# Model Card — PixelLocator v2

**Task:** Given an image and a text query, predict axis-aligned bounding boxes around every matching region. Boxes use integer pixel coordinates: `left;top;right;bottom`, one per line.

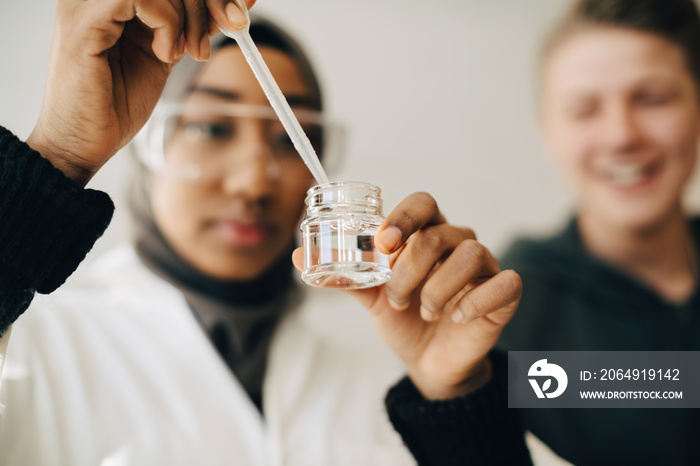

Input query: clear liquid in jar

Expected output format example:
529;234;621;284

301;219;391;289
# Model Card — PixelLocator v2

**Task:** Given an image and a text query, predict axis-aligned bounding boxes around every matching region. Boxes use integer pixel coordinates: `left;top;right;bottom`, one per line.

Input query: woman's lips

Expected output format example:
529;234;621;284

212;220;274;248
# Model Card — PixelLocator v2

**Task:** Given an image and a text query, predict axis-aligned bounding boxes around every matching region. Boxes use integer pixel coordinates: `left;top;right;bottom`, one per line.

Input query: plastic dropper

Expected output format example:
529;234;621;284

216;0;330;185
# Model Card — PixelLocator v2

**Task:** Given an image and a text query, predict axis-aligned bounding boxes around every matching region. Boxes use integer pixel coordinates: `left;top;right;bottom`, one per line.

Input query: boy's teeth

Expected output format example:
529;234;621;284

609;165;644;186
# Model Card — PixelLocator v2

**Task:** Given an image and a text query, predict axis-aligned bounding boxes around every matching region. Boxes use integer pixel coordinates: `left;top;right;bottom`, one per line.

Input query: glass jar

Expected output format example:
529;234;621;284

300;181;392;289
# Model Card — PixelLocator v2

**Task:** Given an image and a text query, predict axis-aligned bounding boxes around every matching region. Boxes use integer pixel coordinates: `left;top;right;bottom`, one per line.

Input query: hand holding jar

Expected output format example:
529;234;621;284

294;191;522;400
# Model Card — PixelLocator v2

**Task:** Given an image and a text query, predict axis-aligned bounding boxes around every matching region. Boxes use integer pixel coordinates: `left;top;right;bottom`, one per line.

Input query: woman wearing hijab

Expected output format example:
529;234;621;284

0;0;522;464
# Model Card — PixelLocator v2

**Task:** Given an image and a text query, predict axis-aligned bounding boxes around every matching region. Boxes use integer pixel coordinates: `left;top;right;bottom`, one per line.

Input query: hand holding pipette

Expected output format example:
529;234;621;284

27;0;256;186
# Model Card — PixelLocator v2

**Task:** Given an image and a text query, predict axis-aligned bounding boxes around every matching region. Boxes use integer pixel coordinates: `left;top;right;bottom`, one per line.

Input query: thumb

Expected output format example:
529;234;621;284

206;0;253;33
291;247;381;309
291;247;304;271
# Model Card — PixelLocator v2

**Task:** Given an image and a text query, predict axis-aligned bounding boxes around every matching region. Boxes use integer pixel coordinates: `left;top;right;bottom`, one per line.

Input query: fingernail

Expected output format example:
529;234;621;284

420;306;436;321
178;34;186;54
164;39;175;64
377;227;401;253
174;34;186;61
388;298;403;310
226;2;248;30
451;309;465;324
199;35;211;61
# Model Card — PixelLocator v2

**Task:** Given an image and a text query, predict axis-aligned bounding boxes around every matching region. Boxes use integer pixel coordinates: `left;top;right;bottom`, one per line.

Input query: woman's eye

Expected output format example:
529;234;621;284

269;128;324;156
183;121;234;140
270;132;296;154
304;126;324;153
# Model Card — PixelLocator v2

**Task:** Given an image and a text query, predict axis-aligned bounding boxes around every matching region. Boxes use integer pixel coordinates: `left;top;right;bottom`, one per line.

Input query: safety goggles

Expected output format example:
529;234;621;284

134;102;344;183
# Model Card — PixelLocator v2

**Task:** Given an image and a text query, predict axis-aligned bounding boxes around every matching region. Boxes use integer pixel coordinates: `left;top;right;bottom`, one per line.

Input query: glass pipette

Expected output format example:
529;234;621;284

216;0;330;185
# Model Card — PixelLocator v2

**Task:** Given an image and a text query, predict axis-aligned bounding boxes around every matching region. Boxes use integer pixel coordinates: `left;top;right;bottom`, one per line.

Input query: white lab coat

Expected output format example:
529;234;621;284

0;246;416;466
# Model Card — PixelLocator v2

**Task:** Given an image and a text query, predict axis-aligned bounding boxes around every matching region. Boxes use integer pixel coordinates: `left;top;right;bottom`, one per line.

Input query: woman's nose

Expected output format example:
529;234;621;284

220;131;281;198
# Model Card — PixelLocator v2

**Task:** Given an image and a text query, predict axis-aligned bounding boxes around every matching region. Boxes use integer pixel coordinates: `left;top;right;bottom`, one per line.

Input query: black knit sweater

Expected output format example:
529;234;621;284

0;127;114;337
386;350;532;466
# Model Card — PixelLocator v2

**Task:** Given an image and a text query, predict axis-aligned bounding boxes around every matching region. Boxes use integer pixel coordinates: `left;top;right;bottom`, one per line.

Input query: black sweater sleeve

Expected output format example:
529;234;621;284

0;127;114;337
385;350;533;466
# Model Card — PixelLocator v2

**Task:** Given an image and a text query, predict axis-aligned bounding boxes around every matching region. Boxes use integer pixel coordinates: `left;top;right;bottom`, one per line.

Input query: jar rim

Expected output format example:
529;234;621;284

304;181;383;211
305;181;381;197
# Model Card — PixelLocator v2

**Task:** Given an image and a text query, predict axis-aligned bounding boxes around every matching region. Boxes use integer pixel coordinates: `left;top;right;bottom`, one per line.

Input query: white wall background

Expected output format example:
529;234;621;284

2;0;699;259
